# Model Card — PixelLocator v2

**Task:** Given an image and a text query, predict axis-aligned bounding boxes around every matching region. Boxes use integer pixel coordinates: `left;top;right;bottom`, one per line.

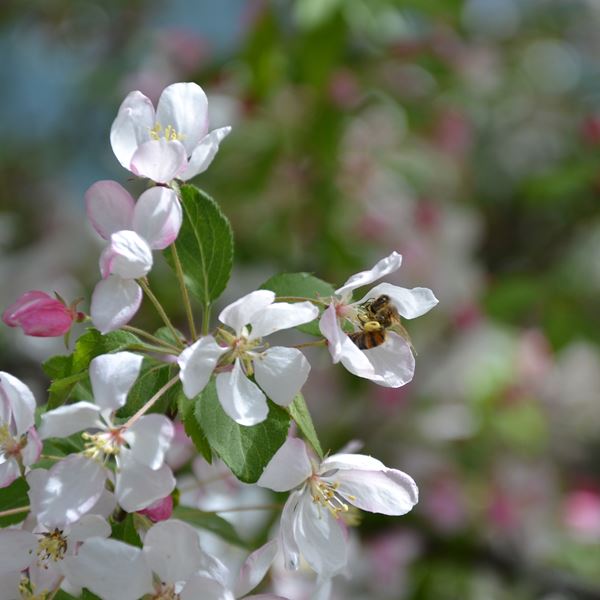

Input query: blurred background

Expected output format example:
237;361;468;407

2;0;600;598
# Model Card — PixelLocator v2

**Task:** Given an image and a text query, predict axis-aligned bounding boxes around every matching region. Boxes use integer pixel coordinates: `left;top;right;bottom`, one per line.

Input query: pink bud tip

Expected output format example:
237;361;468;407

2;291;75;337
138;495;174;522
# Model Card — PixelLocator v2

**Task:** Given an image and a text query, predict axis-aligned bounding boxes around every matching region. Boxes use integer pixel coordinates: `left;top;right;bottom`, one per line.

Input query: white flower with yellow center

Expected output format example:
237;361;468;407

257;438;419;577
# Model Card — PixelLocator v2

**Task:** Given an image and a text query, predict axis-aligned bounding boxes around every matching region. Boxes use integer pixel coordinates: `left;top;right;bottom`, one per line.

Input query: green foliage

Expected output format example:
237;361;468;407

172;506;248;548
0;477;29;526
111;513;143;548
288;394;323;458
177;387;212;463
194;378;291;483
164;184;234;309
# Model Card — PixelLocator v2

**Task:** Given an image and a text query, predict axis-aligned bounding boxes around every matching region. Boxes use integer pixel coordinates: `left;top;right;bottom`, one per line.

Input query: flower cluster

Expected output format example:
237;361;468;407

0;82;438;599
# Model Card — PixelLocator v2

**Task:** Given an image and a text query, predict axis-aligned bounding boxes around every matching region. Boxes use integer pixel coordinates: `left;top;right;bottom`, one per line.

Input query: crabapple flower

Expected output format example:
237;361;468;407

178;290;319;426
2;291;83;337
319;251;438;387
138;495;174;522
257;437;419;577
39;352;176;512
0;372;41;487
110;81;231;183
86;180;182;333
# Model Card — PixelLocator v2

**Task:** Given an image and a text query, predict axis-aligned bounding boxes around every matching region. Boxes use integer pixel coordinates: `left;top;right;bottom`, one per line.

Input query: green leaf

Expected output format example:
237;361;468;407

195;379;290;483
111;513;142;547
260;272;334;336
0;478;29;527
288;394;323;458
81;590;103;600
164;184;234;307
172;506;248;548
53;591;79;600
177;387;212;463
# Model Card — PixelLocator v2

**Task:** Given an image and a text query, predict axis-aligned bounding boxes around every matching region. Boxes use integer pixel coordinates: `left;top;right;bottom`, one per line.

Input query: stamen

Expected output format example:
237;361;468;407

19;577;49;600
149;122;185;142
0;423;25;457
309;478;350;519
82;429;124;460
36;528;68;566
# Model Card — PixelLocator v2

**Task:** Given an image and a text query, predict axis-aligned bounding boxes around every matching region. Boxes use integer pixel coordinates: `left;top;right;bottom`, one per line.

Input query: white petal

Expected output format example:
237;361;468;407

89;351;143;412
85;180;135;240
0;372;36;436
143;519;207;584
132;186;182;250
358;282;438;319
336;335;378;379
279;492;301;570
325;468;418;516
122;414;174;469
320;453;386;474
21;427;42;467
130;139;188;184
358;332;415;388
90;277;142;334
219;290;275;335
0;457;20;488
89;489;118;520
257;437;312;492
39;402;103;439
248;301;319;340
234;539;278;598
216;361;268;426
67;514;111;543
181;574;235;600
318;304;345;364
155;82;209;155
0;530;36;574
110;90;155;171
100;230;153;280
335;251;403;298
28;456;107;528
179;126;232;181
0;572;22;599
253;347;310;407
115;457;175;512
177;336;227;398
294;493;348;576
63;537;153;600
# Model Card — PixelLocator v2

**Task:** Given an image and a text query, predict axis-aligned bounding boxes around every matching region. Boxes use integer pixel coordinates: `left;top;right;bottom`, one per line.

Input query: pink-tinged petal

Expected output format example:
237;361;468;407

90;277;142;334
280;492;301;570
130;139;187;183
122;414;174;469
2;291;74;337
0;371;36;436
177;335;227;398
320;453;386;474
253;347;310;407
2;290;51;325
234;539;278;598
181;574;235;600
132;187;182;250
85;180;135;240
110;90;155;171
89;352;143;412
257;437;312;492
21;427;42;467
325;468;418;516
318;304;345;363
248;301;319;340
143;519;208;584
0;530;37;574
28;456;107;528
39;401;103;439
100;230;153;279
216;360;268;426
294;493;348;576
358;282;438;319
179;126;232;181
138;495;173;522
359;332;415;388
63;538;153;600
67;514;111;543
155;82;209;154
0;458;20;489
335;251;403;298
115;457;175;513
219;290;275;336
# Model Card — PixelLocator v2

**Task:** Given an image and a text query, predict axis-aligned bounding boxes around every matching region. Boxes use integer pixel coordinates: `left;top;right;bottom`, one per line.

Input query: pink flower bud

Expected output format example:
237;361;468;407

138;495;173;522
2;291;76;337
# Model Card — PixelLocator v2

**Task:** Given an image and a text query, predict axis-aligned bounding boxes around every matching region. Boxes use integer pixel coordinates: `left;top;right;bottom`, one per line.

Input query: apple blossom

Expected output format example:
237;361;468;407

0;372;41;487
39;352;176;513
2;291;83;338
319;251;438;387
257;437;419;576
178;290;319;425
110;81;231;183
86;180;183;333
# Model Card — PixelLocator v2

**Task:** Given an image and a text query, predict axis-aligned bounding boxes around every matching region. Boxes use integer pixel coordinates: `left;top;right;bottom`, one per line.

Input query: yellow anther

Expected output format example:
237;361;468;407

36;529;67;565
150;122;185;142
309;479;350;519
82;430;123;461
19;577;49;600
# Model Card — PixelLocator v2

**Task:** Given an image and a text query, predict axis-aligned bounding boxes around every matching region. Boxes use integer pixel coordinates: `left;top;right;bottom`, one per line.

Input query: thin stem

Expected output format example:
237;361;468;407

39;454;65;461
138;278;183;348
126;343;181;356
205;503;283;514
171;243;197;340
123;374;180;429
122;325;181;353
274;296;329;306
0;505;29;518
293;339;328;349
202;303;211;336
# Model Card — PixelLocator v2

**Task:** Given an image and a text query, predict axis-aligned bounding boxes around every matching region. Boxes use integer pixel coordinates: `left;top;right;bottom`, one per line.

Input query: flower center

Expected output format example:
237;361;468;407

309;476;350;519
36;528;68;564
82;428;125;460
150;122;185;142
0;423;24;457
18;577;49;600
151;583;180;600
217;327;267;377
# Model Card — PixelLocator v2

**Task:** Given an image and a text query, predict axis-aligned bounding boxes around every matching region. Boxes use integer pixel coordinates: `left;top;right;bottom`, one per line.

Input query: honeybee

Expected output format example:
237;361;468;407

349;294;414;352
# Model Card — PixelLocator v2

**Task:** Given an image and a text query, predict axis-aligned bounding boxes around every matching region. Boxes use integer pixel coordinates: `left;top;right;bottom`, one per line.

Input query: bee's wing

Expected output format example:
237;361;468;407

389;320;417;356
